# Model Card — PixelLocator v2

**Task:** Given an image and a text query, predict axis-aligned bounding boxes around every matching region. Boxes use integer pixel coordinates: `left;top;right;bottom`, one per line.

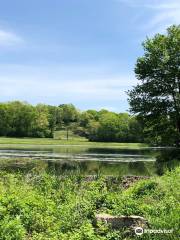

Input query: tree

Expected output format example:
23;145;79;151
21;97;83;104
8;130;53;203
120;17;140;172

33;104;50;137
86;120;100;141
58;104;79;140
0;101;144;141
128;25;180;145
86;110;99;121
97;112;120;142
5;101;35;137
47;105;62;136
128;116;144;142
0;103;10;136
59;104;79;124
79;112;92;127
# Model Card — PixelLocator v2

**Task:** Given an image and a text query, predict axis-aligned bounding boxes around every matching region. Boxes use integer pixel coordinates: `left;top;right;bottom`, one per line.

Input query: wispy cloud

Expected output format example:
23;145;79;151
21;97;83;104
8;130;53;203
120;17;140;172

118;0;180;9
0;29;23;46
118;0;180;35
0;63;135;110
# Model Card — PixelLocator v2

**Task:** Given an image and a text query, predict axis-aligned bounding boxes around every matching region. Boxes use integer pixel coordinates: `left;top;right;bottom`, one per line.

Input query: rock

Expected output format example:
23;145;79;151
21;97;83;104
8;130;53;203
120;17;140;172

121;175;150;189
95;213;148;230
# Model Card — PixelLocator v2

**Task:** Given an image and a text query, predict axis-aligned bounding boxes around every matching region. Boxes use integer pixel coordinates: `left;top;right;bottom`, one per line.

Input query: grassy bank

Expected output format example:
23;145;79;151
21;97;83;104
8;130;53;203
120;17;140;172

0;167;179;239
0;137;148;149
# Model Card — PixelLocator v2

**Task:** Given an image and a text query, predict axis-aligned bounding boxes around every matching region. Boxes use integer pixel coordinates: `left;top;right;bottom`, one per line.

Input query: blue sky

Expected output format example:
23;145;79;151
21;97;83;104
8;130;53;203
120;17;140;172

0;0;179;112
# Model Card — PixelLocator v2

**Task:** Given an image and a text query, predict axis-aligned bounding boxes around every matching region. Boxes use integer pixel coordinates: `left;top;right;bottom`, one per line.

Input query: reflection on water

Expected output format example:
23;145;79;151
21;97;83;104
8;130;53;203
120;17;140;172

155;148;180;175
0;146;179;176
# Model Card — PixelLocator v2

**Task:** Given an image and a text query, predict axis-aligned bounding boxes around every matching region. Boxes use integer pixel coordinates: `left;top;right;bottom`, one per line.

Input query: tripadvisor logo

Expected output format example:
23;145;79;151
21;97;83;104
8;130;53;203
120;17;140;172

135;227;174;236
135;227;144;236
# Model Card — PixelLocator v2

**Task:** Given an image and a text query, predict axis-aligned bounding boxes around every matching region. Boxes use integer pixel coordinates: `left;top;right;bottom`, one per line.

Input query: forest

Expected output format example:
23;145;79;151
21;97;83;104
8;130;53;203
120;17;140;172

0;101;144;143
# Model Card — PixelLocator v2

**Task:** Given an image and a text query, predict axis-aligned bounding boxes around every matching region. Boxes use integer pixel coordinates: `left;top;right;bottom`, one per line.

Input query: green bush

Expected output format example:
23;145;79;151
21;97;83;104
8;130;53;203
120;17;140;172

0;217;26;240
0;167;179;239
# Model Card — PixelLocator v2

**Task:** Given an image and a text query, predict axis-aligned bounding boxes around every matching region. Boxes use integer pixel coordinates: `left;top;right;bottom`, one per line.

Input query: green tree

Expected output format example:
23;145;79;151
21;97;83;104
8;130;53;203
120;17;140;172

79;112;92;127
86;110;99;121
128;116;144;142
116;113;131;142
6;101;35;137
73;111;93;137
0;103;10;136
128;25;180;145
33;104;50;137
97;112;120;142
58;104;79;140
47;105;62;136
87;120;100;141
59;104;79;124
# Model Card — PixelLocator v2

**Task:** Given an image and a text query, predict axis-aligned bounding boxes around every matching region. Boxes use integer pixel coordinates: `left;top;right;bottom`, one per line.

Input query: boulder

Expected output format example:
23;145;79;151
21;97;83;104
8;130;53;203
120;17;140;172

95;213;148;230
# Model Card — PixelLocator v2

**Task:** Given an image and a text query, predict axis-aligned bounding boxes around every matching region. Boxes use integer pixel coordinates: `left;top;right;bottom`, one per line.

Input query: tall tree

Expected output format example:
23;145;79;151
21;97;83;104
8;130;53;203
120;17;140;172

33;104;50;137
128;25;180;145
47;105;62;136
58;104;79;140
6;101;35;137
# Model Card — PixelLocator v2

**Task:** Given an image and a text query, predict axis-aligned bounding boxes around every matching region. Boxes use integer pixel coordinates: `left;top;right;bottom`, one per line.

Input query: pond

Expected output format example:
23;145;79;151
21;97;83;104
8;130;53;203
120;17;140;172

0;146;179;176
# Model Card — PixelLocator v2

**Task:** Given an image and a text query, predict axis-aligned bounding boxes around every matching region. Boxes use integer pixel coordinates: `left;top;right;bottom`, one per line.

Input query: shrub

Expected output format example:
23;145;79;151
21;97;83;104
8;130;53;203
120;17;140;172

0;167;179;239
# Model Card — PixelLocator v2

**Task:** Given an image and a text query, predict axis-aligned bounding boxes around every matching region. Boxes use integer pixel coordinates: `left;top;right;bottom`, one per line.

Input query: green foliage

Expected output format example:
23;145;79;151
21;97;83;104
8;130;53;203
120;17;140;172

126;180;158;198
0;167;179;239
128;25;180;146
0;217;26;240
59;104;79;125
33;104;50;138
0;101;144;143
0;102;50;138
0;101;36;137
87;112;143;142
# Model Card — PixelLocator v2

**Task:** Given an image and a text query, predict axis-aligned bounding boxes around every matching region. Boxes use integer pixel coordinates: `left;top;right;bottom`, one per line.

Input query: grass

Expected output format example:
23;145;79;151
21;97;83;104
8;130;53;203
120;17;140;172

0;167;179;239
0;137;148;149
53;130;86;140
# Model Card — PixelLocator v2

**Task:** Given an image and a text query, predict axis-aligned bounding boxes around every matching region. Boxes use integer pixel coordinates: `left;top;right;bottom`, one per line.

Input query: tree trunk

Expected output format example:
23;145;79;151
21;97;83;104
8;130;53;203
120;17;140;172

66;127;69;141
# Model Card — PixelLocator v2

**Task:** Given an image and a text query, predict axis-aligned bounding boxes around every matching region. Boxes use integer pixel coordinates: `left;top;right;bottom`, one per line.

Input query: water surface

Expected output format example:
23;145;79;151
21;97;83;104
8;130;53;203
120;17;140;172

0;146;179;176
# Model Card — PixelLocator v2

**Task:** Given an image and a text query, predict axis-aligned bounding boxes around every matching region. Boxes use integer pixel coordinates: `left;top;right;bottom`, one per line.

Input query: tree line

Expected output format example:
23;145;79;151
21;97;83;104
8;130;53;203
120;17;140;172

0;101;143;142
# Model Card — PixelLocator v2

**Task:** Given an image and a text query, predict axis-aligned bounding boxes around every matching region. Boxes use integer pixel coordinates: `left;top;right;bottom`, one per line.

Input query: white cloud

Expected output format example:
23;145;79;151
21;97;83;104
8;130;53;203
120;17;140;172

0;29;23;46
118;0;180;9
118;0;180;35
0;64;136;104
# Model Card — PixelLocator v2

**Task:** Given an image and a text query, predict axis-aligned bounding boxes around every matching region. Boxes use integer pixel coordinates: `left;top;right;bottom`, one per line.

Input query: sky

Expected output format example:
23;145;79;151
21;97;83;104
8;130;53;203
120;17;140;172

0;0;180;112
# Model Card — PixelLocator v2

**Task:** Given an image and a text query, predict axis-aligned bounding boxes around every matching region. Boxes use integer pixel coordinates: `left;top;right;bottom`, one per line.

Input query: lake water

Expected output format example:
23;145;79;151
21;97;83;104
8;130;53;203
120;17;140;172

0;146;179;176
